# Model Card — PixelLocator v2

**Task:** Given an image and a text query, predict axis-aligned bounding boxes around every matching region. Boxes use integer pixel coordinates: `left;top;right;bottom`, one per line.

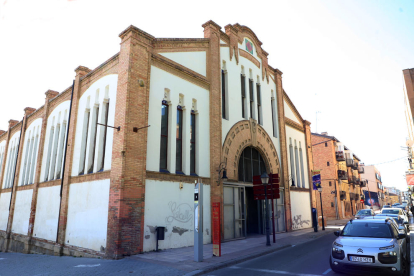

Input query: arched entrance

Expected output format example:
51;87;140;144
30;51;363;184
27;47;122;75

222;120;285;240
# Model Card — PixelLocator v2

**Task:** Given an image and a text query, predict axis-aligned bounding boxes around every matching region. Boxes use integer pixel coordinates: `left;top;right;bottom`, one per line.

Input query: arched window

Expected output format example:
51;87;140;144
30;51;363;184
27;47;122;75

238;147;267;183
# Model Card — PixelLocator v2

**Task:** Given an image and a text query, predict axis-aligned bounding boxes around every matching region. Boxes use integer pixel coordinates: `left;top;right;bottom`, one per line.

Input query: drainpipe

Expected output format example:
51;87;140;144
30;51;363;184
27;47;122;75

6;117;24;230
56;80;75;243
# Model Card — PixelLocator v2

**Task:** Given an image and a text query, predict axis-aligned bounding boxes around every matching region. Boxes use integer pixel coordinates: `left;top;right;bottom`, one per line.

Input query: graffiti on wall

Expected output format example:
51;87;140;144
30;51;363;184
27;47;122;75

165;201;193;224
292;215;310;230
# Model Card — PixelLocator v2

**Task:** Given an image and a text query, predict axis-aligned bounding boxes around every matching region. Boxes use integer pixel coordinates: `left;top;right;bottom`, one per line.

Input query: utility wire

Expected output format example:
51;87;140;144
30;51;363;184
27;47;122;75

364;157;407;166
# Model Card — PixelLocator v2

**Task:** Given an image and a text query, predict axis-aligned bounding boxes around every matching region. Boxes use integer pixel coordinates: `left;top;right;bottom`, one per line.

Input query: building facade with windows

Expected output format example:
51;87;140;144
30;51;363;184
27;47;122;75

0;21;314;259
311;132;365;220
361;165;384;210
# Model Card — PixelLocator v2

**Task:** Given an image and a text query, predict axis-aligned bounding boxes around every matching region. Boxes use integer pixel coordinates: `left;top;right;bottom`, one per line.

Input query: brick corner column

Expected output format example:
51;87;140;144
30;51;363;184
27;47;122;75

4;109;33;251
105;25;154;259
202;20;223;241
25;91;59;254
55;67;90;256
274;68;292;232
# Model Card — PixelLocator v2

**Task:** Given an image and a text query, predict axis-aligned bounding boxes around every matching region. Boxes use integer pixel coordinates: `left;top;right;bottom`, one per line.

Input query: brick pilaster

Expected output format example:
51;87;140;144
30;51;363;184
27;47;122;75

26;91;59;253
202;20;223;241
304;121;316;210
274;69;292;231
55;68;89;255
4;110;31;251
105;25;154;259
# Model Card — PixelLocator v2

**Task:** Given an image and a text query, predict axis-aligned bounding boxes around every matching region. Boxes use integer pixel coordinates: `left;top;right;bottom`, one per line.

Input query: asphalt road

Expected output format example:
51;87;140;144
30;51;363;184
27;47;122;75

208;225;412;276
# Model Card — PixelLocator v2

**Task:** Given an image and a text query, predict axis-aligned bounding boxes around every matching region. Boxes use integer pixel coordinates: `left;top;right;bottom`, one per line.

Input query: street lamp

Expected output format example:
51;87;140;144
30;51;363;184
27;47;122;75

261;172;271;246
318;186;325;231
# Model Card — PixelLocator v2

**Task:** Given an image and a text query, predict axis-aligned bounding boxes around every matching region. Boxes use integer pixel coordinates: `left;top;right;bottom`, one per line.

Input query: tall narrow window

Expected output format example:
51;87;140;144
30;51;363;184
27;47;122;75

98;101;109;172
79;110;90;175
176;106;183;173
289;138;295;186
249;79;254;119
88;106;99;174
49;124;61;180
160;101;169;171
55;123;66;179
0;149;4;178
256;83;261;125
44;128;54;181
21;137;31;185
271;93;277;137
299;142;305;188
241;74;246;118
294;140;300;188
29;135;39;184
5;146;15;188
190;111;196;175
24;137;35;185
222;70;226;119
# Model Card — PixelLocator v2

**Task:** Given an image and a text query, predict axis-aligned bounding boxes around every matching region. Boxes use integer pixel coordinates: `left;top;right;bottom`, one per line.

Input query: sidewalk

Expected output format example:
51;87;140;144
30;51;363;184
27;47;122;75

129;220;346;276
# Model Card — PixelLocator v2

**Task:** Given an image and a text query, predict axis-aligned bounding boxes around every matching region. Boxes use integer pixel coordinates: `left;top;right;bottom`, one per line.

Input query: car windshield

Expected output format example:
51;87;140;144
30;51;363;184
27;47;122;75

342;222;393;238
382;209;399;214
356;210;371;215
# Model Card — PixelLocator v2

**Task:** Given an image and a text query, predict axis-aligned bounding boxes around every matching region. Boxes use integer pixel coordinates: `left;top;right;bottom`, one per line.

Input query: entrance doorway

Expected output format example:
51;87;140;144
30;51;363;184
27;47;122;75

223;146;285;241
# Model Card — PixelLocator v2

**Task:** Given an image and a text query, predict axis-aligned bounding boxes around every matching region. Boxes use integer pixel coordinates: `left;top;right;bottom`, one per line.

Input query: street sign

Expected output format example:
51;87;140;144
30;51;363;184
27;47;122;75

360;199;364;203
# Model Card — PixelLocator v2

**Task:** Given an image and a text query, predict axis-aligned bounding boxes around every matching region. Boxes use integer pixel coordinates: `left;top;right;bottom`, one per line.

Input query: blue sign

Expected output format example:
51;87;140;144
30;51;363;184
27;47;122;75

363;191;379;208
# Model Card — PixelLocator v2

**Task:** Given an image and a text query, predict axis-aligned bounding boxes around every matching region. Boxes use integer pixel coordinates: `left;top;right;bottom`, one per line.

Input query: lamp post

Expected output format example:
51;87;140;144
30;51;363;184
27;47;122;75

318;186;325;231
261;172;271;246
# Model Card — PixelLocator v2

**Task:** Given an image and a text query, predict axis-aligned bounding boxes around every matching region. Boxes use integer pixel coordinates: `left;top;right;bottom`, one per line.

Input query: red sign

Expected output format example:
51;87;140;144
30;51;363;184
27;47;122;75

252;174;280;201
406;174;414;185
212;202;221;257
360;199;364;203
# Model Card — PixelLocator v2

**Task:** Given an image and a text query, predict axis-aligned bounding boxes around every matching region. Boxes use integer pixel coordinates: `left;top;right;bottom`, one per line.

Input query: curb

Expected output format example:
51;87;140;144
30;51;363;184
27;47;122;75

184;228;337;276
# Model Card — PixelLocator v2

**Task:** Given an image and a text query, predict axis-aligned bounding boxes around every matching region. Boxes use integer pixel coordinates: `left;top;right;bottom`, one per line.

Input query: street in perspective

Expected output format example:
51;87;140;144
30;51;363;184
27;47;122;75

0;1;414;276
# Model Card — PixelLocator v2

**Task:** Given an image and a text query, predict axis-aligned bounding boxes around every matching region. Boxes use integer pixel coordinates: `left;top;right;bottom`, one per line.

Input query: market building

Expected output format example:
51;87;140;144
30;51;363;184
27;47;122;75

0;21;314;259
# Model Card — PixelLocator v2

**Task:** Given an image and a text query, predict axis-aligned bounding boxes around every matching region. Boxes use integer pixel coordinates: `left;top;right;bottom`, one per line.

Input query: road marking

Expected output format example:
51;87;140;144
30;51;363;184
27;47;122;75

229;266;321;276
74;264;101;268
322;269;331;274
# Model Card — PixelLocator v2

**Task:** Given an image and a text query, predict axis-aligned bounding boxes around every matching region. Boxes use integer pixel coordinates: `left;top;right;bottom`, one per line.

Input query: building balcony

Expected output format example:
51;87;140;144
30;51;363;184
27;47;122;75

336;151;345;161
346;158;354;167
348;175;356;184
360;180;367;187
358;166;364;174
340;191;346;200
352;162;359;170
355;178;360;184
338;170;348;180
355;194;360;200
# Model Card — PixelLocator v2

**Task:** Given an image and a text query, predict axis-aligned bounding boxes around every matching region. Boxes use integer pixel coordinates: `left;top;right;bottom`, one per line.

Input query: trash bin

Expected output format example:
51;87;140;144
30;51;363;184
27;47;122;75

155;226;165;251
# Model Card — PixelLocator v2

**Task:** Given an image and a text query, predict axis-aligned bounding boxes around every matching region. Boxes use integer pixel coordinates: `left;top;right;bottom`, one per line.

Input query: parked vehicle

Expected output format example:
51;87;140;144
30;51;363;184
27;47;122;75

383;205;391;209
373;214;410;239
355;209;375;219
381;208;408;225
330;218;408;275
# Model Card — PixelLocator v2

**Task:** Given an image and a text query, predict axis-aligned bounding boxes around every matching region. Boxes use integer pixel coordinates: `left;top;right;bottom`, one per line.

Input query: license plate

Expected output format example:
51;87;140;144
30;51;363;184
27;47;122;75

349;256;373;263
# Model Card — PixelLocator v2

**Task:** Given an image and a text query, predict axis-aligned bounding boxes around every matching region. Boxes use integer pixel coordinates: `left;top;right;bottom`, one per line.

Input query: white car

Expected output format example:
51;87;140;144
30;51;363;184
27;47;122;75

382;208;409;231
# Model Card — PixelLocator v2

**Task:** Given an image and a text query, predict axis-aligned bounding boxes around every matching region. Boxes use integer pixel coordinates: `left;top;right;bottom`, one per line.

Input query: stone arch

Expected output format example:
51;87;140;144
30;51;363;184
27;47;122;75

222;119;280;181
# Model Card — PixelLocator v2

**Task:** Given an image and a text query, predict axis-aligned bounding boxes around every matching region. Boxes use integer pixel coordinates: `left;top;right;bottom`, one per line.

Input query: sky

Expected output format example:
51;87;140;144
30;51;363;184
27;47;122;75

0;0;413;191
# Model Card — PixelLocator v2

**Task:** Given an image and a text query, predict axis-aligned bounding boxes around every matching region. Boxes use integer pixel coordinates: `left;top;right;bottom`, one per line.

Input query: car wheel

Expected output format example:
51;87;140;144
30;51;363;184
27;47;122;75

329;256;343;274
400;255;409;276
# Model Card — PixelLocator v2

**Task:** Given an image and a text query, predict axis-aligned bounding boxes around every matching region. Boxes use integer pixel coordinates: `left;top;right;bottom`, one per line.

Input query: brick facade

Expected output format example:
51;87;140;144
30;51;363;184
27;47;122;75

0;20;314;259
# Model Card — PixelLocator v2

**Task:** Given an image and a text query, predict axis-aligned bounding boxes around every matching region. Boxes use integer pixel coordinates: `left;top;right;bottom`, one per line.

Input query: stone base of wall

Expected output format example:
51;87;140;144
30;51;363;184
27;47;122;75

0;230;104;259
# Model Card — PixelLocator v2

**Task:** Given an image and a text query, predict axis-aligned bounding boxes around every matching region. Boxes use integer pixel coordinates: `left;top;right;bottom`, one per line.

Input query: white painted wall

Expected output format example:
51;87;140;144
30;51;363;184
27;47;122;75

286;125;310;189
0;140;6;179
0;192;11;231
2;131;21;189
220;43;281;165
33;185;60;241
41;101;70;182
159;52;206;77
71;74;117;176
65;179;110;252
290;191;312;230
284;101;302;124
147;66;210;177
143;179;211;252
11;189;33;235
19;118;42;185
